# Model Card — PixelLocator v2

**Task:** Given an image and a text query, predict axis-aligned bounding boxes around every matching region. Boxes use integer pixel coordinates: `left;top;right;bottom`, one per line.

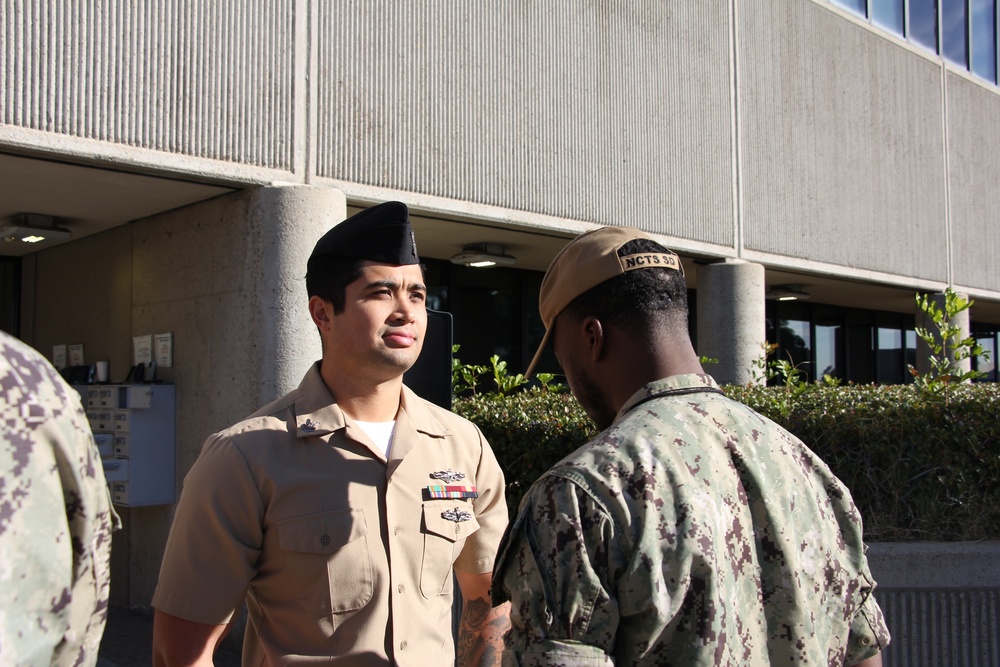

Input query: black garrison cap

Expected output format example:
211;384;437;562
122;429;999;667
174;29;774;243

308;201;420;266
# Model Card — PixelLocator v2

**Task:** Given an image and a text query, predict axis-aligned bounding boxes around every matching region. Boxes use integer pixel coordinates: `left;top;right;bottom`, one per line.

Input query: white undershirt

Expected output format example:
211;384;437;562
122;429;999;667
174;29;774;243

355;420;397;458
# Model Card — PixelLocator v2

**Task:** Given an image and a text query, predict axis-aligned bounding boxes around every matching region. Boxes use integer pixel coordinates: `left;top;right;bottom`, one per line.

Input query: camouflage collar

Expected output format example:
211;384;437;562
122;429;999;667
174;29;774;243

617;373;723;420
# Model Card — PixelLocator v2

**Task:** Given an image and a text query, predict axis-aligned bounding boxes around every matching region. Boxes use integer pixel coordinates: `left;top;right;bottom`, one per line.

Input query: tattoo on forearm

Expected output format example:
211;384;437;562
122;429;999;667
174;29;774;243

456;595;511;667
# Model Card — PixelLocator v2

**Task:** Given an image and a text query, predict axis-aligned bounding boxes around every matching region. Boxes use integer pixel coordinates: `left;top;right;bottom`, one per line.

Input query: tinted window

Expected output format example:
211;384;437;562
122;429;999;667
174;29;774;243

942;0;969;65
972;0;998;82
872;0;905;35
876;327;904;383
0;257;20;336
833;0;867;16
910;0;939;52
815;323;841;380
974;333;997;380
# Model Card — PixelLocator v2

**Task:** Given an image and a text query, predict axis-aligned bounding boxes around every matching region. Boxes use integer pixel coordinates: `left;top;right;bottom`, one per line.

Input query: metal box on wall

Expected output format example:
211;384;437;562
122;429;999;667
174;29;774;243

77;384;176;507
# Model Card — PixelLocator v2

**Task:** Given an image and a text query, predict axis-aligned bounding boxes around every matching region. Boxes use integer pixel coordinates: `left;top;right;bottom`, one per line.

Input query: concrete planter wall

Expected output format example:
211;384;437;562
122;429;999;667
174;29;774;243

867;542;1000;666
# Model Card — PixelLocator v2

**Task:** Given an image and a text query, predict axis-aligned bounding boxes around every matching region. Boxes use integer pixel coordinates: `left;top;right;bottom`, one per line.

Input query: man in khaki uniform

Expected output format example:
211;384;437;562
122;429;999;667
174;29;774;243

152;202;510;666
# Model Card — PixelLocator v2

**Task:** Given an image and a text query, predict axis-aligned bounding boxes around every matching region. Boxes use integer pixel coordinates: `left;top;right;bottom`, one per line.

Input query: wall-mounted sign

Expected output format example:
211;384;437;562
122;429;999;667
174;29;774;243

52;344;67;369
133;334;153;366
68;344;85;366
155;333;173;368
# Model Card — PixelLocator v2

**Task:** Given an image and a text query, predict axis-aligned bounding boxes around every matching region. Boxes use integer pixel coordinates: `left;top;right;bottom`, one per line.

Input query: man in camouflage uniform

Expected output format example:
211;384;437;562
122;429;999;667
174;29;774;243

0;331;120;666
491;226;890;666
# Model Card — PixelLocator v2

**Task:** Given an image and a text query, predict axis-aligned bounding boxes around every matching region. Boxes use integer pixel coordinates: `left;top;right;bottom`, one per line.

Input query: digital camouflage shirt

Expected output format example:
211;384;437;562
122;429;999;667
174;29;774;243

0;333;119;667
493;373;889;666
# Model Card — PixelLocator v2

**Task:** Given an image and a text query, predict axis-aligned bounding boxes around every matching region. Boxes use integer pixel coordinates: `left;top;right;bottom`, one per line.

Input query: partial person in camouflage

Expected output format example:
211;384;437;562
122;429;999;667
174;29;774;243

491;226;890;666
0;331;120;666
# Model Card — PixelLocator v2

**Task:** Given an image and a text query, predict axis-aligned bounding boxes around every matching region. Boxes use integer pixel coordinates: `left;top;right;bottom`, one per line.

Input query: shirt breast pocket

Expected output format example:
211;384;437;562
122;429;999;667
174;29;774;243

277;508;373;614
419;501;480;598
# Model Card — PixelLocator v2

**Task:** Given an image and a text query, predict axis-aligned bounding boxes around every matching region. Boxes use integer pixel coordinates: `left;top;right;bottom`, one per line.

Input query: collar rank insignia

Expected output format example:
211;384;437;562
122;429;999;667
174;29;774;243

430;469;465;484
301;419;318;432
442;507;473;523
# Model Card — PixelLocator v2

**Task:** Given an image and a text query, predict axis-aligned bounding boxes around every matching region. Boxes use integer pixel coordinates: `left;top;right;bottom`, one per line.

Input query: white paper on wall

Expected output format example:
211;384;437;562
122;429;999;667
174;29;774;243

133;335;153;365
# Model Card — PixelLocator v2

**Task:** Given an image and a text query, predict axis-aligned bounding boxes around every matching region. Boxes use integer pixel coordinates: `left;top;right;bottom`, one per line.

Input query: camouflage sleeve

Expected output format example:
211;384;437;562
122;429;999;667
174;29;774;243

495;474;624;666
844;582;891;665
0;335;119;667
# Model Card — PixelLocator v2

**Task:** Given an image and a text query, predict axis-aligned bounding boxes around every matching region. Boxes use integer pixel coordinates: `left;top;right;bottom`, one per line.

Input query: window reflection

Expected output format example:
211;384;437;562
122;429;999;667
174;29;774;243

872;0;905;35
876;327;903;384
781;319;813;376
815;324;840;380
833;0;867;16
975;334;997;380
910;0;939;53
768;302;813;383
905;329;917;384
422;258;543;375
942;0;969;65
972;0;998;83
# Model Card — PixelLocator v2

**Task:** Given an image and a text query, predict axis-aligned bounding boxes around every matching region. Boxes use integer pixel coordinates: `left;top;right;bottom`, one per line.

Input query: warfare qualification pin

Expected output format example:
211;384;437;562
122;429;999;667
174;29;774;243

430;469;466;484
441;508;473;523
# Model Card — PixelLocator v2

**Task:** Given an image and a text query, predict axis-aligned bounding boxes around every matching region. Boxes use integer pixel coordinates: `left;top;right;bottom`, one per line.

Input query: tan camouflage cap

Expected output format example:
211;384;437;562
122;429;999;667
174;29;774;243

526;226;683;376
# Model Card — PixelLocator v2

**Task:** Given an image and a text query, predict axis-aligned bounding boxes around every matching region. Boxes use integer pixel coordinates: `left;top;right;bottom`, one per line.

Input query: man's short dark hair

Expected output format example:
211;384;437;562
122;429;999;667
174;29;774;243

564;238;689;335
306;257;365;315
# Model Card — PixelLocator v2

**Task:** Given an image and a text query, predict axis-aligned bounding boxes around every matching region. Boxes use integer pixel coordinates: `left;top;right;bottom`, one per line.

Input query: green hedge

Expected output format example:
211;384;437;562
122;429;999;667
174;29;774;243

455;391;597;517
454;384;1000;542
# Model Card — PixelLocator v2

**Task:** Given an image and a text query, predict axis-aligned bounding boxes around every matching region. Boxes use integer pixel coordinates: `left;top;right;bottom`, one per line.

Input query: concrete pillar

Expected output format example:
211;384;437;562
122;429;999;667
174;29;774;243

246;185;346;406
696;259;766;386
915;291;972;379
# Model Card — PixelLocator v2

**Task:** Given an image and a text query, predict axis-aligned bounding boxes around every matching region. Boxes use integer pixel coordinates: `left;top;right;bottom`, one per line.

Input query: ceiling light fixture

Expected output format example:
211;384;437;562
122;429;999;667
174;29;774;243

450;243;517;268
0;213;72;244
765;284;811;301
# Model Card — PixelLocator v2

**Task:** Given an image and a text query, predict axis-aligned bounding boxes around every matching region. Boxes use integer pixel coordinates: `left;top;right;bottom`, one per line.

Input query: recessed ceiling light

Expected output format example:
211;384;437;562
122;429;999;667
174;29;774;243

450;243;517;268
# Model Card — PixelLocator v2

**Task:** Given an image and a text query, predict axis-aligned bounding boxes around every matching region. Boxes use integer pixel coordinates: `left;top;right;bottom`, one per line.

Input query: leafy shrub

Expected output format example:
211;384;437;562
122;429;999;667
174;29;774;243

454;389;597;514
727;383;1000;542
452;345;559;396
909;288;989;394
456;383;1000;541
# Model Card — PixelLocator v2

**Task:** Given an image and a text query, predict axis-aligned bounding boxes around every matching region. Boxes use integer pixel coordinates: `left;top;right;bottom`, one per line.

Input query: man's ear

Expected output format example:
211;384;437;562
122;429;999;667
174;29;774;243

581;316;605;363
309;296;334;331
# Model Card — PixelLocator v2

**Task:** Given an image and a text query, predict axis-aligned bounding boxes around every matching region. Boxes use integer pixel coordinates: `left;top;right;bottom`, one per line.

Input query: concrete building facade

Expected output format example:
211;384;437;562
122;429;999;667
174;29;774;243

2;1;999;662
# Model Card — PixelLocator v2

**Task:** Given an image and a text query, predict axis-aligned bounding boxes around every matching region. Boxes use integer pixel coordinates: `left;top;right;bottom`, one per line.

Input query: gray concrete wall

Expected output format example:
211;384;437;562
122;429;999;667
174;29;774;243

947;72;1000;292
1;0;300;176
738;0;947;281
4;0;1000;294
867;542;1000;666
314;2;736;247
6;0;1000;299
26;186;340;605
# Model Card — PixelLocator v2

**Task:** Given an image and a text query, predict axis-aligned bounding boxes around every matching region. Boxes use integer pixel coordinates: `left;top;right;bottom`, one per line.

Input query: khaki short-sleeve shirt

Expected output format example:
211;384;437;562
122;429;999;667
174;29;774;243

153;363;507;666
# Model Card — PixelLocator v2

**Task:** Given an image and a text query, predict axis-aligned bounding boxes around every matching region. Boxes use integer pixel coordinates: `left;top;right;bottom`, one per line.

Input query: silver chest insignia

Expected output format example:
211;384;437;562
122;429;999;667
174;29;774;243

430;469;466;484
441;508;473;523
